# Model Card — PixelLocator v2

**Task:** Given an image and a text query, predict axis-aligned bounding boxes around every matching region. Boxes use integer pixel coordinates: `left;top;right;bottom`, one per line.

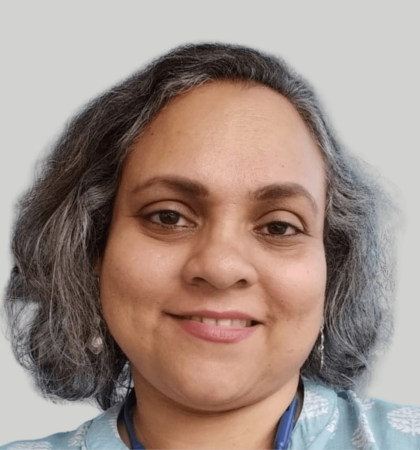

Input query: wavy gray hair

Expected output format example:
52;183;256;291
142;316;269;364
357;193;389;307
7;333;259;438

4;43;397;410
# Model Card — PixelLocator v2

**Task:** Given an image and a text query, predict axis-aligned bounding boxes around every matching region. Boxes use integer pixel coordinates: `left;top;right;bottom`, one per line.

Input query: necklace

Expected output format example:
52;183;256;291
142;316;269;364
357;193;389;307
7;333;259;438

122;389;298;450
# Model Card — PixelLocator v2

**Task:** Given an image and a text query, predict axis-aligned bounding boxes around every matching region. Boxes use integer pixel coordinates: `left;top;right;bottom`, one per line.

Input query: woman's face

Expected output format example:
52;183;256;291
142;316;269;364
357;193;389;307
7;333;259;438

98;82;327;412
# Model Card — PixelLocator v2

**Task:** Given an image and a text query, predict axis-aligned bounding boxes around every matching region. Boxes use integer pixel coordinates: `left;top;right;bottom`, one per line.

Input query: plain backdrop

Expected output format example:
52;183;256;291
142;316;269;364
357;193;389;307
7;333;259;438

1;1;419;445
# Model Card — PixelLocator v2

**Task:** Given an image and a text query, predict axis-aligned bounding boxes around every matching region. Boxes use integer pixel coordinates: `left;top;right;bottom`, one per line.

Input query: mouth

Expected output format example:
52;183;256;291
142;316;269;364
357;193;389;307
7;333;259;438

179;315;257;328
169;313;260;343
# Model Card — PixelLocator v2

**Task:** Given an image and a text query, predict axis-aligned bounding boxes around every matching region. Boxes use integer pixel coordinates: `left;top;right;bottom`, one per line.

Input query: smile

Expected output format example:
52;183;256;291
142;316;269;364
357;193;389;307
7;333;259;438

171;315;259;343
181;316;253;328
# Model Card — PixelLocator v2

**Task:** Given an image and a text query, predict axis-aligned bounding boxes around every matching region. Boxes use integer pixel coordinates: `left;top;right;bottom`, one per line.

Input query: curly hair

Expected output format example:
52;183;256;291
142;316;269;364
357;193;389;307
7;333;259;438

4;43;397;410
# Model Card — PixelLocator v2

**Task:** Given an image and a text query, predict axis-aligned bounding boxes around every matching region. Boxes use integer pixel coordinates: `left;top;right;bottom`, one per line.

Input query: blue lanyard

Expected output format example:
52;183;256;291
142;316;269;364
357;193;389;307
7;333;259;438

123;389;145;450
123;389;297;450
273;396;298;449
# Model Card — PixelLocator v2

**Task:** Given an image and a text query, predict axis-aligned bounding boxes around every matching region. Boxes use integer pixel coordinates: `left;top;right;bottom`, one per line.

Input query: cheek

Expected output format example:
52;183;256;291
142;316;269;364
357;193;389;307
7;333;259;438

98;230;183;335
264;246;327;323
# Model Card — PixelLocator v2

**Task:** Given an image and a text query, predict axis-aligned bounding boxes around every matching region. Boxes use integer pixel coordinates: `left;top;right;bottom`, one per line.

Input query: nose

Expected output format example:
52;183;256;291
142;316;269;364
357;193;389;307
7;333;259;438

181;228;258;290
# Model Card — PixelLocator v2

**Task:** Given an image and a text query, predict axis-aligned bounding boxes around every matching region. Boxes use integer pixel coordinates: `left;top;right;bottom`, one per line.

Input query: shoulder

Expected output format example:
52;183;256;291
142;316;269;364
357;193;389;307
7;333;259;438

335;385;420;447
350;392;420;449
0;403;127;450
291;379;420;450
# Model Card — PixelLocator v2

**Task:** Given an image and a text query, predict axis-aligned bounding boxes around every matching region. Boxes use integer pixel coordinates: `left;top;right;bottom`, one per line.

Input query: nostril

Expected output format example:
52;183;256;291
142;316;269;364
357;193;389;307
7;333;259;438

192;277;206;283
188;277;207;288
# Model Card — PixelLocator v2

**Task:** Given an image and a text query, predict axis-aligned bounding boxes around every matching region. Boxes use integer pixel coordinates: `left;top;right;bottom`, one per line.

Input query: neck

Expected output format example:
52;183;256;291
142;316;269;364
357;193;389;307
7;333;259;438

121;374;300;450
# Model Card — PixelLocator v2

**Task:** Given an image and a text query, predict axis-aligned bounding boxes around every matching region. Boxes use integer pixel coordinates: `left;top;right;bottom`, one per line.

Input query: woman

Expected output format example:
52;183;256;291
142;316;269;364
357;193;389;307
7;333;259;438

2;43;419;449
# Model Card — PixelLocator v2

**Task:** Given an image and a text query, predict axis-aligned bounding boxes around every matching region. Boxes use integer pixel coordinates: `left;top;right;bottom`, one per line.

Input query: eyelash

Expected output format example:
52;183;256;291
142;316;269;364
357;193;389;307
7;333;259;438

145;210;191;229
144;209;301;237
259;221;299;237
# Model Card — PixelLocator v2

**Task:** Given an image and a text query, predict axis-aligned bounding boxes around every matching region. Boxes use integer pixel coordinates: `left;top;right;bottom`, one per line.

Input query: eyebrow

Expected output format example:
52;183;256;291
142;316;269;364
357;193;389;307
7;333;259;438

131;175;318;213
251;183;318;213
131;175;210;197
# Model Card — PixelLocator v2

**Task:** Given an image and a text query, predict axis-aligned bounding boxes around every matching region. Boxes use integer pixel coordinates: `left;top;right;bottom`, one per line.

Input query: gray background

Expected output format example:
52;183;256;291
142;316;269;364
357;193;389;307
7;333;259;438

1;1;419;444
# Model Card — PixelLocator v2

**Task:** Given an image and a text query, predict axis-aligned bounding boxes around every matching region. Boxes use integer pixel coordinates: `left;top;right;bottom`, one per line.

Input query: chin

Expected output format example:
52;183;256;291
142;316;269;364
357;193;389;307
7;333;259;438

160;366;275;413
174;385;252;412
137;364;249;412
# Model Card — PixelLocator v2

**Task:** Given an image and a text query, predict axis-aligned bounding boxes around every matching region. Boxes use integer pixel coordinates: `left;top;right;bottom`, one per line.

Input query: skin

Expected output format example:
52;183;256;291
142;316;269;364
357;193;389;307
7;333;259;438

97;82;327;449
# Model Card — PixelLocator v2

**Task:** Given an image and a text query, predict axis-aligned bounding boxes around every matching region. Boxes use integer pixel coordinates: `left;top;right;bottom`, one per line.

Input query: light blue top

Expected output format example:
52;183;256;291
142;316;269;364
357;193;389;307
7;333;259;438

2;379;420;449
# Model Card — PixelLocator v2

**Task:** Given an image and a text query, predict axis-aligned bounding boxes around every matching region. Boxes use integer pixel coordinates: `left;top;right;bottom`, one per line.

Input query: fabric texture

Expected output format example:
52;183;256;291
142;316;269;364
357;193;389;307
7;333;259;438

2;379;420;449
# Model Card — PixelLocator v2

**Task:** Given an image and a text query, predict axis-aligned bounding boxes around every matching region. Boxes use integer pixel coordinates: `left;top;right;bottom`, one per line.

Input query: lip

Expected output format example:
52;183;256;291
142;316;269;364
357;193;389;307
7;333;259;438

170;309;259;322
173;315;259;343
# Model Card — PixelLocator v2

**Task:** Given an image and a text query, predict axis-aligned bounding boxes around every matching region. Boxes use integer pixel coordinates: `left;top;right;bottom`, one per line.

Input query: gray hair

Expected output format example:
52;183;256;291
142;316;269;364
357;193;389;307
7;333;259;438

4;43;397;410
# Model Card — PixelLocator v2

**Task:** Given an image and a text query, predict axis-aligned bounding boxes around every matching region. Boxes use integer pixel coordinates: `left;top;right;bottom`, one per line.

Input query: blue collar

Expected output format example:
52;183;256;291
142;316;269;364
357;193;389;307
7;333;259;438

122;389;298;450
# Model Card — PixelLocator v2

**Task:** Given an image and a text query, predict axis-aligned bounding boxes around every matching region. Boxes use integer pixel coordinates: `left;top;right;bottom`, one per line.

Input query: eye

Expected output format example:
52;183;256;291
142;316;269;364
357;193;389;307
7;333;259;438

259;221;299;236
146;209;190;227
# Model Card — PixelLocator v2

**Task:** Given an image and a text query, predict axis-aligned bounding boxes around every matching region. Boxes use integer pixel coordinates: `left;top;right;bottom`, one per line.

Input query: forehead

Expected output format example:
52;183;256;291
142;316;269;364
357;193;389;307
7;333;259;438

122;82;325;208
